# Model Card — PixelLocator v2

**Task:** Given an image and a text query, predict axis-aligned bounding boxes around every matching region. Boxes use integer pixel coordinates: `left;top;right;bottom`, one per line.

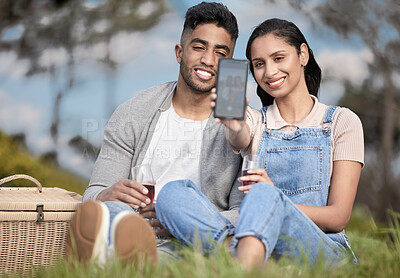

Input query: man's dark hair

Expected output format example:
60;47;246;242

181;2;238;43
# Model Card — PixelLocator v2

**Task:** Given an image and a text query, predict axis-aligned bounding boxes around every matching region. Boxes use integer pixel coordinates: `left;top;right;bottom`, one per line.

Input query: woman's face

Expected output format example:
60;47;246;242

250;33;308;100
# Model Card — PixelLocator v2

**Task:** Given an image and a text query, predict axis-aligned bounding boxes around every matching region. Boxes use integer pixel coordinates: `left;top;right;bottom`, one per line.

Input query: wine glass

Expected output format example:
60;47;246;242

131;164;156;203
241;154;264;185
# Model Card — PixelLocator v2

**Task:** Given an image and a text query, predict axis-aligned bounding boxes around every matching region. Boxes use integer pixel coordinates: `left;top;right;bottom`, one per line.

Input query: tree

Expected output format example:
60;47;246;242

0;0;167;142
315;0;400;220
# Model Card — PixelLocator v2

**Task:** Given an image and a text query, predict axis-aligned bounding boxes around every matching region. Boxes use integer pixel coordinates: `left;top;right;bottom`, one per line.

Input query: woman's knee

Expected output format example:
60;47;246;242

248;183;280;198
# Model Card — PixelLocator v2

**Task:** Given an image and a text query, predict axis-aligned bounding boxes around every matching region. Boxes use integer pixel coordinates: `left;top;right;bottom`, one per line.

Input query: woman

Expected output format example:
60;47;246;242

156;18;364;268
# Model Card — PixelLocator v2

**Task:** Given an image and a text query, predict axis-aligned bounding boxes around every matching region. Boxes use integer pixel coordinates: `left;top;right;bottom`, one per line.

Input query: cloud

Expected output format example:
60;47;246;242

93;20;110;33
0;89;56;157
136;1;159;19
109;32;145;64
392;71;400;89
118;11;181;81
0;89;42;134
235;0;312;34
39;16;52;26
55;135;94;178
74;42;108;62
27;133;55;154
73;32;145;65
319;81;346;105
38;47;69;68
0;89;94;178
0;51;30;78
317;48;373;87
143;11;181;53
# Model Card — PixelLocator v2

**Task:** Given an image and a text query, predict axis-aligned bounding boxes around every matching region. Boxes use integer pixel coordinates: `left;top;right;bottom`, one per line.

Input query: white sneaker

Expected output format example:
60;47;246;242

110;211;158;264
66;200;110;265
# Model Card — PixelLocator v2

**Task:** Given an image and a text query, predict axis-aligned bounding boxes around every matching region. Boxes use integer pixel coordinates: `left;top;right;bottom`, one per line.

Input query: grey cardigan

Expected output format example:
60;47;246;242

83;81;244;225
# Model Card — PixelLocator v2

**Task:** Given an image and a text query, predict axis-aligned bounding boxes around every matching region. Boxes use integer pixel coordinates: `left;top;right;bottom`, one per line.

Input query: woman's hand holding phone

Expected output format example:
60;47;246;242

211;87;252;150
210;88;247;132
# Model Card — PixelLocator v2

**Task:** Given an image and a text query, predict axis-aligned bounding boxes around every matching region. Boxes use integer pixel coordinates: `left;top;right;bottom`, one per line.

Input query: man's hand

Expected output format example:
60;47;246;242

140;204;173;238
96;179;152;210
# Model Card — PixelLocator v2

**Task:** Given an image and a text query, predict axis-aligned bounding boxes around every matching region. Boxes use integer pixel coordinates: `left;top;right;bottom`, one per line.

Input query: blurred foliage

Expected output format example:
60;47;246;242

315;0;400;222
69;135;100;162
0;130;87;194
0;0;167;142
0;0;167;75
346;205;380;236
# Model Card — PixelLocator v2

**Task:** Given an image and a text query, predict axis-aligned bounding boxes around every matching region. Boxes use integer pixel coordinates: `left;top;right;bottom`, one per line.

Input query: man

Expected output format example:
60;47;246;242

67;2;243;264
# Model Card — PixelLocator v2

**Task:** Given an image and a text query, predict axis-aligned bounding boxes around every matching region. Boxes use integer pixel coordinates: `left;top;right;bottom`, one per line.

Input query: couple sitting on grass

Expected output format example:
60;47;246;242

66;1;364;269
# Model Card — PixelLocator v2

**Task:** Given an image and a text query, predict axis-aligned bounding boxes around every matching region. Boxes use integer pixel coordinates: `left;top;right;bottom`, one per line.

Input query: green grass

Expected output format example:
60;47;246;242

1;207;399;278
1;131;399;277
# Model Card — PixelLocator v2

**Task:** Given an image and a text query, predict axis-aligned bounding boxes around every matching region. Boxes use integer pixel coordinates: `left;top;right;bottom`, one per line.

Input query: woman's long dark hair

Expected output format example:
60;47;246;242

246;18;321;107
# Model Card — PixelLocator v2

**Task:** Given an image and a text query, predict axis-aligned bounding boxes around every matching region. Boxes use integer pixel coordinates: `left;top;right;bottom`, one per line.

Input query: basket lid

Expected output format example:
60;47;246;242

0;175;82;211
0;187;82;211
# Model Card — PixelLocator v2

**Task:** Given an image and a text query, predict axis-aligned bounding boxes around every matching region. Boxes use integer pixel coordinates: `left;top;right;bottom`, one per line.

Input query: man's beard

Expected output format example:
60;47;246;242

180;59;215;93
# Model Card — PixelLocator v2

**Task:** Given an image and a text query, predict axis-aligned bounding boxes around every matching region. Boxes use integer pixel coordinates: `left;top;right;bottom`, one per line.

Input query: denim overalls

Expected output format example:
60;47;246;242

230;105;357;264
156;106;357;265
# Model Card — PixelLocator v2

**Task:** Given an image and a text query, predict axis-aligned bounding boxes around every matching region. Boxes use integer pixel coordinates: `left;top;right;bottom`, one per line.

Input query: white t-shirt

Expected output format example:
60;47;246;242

141;104;208;199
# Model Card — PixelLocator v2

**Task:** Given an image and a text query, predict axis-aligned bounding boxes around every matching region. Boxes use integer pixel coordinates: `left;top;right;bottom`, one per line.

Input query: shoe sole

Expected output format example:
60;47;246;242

111;212;157;264
67;200;109;264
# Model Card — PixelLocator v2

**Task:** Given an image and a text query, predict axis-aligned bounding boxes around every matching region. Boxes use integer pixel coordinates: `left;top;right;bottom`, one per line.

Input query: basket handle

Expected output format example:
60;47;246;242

0;174;43;193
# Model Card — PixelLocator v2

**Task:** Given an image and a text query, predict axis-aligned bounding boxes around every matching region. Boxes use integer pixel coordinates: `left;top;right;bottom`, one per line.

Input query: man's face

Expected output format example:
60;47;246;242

176;23;235;93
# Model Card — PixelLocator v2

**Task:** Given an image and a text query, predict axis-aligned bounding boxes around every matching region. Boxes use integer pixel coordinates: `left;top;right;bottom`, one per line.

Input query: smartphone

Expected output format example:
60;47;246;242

214;58;249;120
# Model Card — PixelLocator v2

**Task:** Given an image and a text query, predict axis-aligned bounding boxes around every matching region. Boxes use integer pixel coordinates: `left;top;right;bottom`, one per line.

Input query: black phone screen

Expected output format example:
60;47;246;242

214;58;249;120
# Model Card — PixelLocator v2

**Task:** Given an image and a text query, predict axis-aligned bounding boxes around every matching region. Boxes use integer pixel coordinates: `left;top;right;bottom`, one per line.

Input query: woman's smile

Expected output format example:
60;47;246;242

266;77;286;89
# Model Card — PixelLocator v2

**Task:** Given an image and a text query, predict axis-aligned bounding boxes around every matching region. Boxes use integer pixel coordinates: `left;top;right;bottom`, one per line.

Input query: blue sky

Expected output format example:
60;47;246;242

0;0;373;178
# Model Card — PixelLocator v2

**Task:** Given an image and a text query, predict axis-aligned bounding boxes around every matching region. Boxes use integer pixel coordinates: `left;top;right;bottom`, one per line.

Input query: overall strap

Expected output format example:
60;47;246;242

260;106;269;124
322;106;339;124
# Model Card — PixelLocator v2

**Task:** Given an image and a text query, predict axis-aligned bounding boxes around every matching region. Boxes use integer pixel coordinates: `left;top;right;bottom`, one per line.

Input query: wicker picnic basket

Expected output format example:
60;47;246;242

0;174;82;274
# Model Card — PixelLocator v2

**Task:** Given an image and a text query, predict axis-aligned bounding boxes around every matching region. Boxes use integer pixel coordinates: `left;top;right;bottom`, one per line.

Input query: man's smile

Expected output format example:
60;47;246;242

195;68;215;80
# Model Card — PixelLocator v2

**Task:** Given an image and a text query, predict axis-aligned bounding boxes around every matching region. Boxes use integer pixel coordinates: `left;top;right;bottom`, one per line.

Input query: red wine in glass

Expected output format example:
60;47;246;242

241;154;264;186
132;164;156;203
241;169;255;185
143;183;155;203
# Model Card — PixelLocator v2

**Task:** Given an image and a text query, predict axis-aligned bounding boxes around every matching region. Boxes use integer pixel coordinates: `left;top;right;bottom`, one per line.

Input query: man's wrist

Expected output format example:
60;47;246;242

96;189;105;201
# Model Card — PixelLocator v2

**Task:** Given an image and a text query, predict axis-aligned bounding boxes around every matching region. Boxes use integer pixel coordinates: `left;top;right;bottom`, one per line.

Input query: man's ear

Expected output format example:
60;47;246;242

175;44;183;64
299;43;309;67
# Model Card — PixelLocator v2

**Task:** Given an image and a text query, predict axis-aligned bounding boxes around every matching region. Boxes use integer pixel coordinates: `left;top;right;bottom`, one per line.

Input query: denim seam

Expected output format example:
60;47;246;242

213;226;236;244
291;204;341;256
280;185;322;196
183;180;234;243
266;145;322;151
232;191;281;260
264;133;330;141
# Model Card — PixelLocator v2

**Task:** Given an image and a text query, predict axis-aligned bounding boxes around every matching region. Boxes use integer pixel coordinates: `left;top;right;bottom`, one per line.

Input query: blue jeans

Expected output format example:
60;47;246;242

231;183;347;264
156;180;348;265
103;201;177;260
156;179;235;253
156;105;357;265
